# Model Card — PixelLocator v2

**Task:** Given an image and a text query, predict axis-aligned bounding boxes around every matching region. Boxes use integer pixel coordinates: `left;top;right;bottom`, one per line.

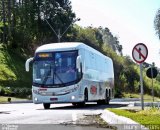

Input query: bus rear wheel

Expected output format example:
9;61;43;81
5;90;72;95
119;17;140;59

104;91;110;105
97;91;110;105
97;100;104;105
43;103;50;109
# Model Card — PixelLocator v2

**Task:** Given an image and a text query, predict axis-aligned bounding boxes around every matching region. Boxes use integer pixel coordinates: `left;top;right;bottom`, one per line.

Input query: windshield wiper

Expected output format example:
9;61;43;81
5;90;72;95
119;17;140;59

54;71;64;84
41;69;51;86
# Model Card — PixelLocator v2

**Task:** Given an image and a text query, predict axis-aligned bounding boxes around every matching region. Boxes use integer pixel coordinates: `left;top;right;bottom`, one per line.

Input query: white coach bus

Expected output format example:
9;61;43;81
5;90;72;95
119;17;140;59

25;42;114;109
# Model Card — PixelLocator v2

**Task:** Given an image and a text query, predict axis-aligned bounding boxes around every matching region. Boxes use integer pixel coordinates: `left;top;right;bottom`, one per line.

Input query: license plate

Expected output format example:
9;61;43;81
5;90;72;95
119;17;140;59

50;98;58;101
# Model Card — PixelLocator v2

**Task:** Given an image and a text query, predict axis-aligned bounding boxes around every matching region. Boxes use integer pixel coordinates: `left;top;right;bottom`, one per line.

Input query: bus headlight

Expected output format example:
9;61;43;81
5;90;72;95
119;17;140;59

34;97;38;101
71;96;75;100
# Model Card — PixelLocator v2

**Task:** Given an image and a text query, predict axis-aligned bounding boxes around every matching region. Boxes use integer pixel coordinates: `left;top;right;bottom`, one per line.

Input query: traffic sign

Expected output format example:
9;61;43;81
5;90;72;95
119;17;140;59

146;67;158;79
132;43;148;110
132;43;148;64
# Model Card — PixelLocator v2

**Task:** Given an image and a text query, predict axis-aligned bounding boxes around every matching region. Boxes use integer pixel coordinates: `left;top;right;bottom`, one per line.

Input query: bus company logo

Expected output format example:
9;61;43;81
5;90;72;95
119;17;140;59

90;85;97;95
2;124;18;130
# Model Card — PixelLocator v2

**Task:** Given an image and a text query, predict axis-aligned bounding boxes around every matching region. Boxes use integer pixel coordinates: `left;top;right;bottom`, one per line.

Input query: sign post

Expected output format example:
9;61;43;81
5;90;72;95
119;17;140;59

140;63;144;110
132;43;148;110
151;65;154;102
146;63;158;103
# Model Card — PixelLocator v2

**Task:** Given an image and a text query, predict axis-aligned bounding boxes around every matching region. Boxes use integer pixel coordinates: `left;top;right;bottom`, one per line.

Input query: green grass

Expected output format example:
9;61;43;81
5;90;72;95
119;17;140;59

0;44;32;97
107;108;160;129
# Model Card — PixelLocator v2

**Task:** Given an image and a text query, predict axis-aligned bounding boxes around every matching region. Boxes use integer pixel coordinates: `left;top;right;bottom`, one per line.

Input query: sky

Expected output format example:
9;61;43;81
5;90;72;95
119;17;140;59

70;0;160;67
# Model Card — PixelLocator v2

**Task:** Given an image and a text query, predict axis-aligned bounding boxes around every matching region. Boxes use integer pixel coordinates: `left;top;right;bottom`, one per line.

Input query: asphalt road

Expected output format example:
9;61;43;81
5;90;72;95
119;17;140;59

0;103;128;130
0;124;110;130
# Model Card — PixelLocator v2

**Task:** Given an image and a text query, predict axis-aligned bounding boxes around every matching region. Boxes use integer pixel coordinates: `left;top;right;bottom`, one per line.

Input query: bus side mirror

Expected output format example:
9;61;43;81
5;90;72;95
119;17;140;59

25;57;33;72
76;55;81;73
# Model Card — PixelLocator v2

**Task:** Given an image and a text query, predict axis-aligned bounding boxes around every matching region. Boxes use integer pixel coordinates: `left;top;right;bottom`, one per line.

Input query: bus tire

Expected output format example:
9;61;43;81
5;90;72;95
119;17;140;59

76;102;85;107
78;89;88;107
97;100;103;105
104;91;110;105
104;97;110;105
43;103;50;109
72;89;88;107
84;89;88;102
72;103;77;106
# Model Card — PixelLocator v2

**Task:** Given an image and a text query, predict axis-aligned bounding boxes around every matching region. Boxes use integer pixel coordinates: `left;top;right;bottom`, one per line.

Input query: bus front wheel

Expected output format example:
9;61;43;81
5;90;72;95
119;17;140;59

84;89;88;102
43;103;50;109
73;89;88;107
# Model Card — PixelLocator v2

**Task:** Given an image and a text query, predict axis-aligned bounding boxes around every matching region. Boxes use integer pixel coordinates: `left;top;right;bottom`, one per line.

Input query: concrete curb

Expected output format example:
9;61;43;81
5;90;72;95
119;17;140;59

111;98;140;102
101;109;149;130
134;102;160;107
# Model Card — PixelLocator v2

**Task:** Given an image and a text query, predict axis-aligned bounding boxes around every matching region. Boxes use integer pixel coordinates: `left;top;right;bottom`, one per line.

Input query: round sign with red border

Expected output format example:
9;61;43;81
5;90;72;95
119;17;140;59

132;43;148;64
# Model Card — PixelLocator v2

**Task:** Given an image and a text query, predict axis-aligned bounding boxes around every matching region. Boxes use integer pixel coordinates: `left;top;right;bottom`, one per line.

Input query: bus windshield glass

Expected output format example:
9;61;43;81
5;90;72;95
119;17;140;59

33;51;78;86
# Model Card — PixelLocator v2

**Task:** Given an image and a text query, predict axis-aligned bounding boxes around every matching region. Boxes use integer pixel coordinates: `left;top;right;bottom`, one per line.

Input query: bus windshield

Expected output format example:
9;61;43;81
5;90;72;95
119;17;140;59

33;51;78;87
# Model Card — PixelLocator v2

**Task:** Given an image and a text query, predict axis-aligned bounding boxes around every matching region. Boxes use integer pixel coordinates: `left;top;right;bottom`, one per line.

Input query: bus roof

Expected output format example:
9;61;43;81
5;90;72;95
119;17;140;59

36;42;111;60
36;42;83;53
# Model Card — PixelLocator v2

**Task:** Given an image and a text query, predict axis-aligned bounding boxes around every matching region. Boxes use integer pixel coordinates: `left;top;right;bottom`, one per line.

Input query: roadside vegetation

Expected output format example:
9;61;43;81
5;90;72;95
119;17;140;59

122;93;160;102
0;0;160;99
0;44;32;97
0;96;30;103
107;108;160;130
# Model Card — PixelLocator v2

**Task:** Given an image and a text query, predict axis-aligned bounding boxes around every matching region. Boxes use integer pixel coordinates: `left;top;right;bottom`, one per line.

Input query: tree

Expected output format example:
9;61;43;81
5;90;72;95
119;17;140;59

42;0;76;42
97;27;123;55
7;0;11;42
1;0;7;44
0;0;76;47
154;8;160;39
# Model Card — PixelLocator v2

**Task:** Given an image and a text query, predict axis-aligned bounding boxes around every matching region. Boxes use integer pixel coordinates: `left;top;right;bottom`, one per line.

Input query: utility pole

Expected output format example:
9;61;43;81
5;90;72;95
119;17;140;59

45;18;80;43
57;29;61;43
44;0;80;43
